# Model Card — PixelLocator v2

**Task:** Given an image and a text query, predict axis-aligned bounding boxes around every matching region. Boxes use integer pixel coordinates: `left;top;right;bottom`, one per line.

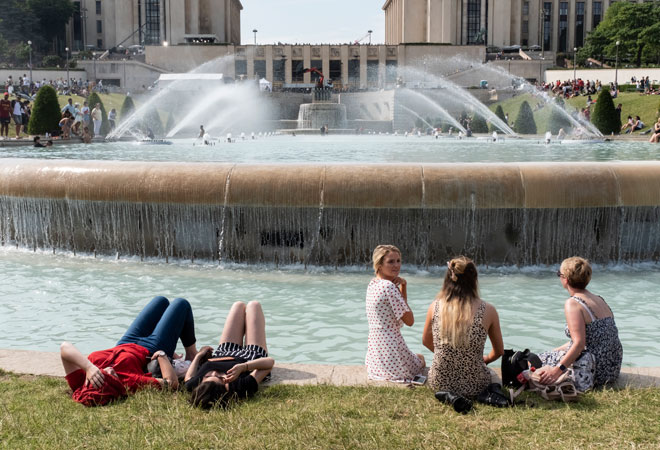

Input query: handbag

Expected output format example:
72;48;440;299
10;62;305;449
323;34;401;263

501;348;543;388
509;366;580;403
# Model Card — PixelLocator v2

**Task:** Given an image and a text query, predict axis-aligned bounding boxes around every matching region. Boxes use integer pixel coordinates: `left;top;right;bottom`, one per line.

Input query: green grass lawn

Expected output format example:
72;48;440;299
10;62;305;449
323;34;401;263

492;91;660;135
1;369;659;449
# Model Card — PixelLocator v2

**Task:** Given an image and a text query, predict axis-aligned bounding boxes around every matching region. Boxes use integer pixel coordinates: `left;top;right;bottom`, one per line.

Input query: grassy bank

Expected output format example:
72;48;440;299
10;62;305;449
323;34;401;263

492;92;660;135
1;370;659;449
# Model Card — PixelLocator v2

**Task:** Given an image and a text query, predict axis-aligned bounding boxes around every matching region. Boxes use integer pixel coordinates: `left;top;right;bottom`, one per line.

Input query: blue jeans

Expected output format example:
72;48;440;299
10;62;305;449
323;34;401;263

117;296;196;357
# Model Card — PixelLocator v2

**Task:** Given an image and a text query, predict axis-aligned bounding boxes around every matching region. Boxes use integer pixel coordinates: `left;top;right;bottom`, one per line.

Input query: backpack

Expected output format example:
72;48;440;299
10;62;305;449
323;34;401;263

501;348;543;388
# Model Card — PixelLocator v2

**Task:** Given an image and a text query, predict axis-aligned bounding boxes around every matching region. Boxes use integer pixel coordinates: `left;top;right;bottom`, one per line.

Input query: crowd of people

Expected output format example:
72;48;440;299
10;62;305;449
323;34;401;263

3;74;106;98
58;244;622;411
365;245;623;411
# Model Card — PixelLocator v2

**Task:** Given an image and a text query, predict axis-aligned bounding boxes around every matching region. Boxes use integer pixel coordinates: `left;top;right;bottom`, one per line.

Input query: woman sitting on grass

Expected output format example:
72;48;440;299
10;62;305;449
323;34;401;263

535;257;622;392
186;301;274;409
60;296;198;406
365;245;425;383
422;256;504;400
649;118;660;143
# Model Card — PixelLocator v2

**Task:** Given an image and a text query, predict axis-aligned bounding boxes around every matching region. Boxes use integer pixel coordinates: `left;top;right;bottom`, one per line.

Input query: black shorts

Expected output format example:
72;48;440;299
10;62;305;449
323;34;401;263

0;117;10;125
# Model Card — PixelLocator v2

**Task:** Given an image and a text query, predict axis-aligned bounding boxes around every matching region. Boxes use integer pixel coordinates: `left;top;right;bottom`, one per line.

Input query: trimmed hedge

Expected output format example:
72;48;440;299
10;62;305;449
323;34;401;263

513;100;537;134
27;85;60;135
592;88;621;135
471;114;489;133
119;95;135;120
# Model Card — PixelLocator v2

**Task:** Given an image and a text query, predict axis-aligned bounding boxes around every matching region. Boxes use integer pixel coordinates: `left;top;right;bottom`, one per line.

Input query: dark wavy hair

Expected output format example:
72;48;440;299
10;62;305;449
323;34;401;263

189;382;230;410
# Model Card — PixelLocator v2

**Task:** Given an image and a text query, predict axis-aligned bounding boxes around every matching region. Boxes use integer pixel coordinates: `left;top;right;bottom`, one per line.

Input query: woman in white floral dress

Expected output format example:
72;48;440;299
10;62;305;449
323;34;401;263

365;245;425;382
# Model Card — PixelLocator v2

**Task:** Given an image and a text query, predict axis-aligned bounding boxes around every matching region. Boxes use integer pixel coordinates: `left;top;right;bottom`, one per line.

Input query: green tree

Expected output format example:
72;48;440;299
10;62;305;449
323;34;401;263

490;105;506;132
27;85;61;135
591;88;620;135
120;95;136;120
142;108;164;138
470;114;488;133
87;92;110;137
26;0;74;53
548;103;572;135
513;101;537;135
583;2;660;67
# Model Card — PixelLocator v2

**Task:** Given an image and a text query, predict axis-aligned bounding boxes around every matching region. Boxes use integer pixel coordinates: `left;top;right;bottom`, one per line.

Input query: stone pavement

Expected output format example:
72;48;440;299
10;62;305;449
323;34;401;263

1;348;659;389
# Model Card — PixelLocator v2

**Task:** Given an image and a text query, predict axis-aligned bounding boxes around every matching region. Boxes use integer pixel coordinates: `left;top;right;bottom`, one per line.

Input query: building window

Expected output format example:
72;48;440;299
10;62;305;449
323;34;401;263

96;1;101;14
254;60;266;79
97;39;103;49
522;20;529;34
329;60;341;82
348;58;360;86
559;2;568;52
522;1;529;16
367;60;379;86
310;60;323;82
593;2;602;28
235;60;247;78
292;60;304;82
96;20;103;34
145;0;161;45
385;60;397;84
575;2;585;48
467;0;482;45
543;2;552;51
273;59;285;82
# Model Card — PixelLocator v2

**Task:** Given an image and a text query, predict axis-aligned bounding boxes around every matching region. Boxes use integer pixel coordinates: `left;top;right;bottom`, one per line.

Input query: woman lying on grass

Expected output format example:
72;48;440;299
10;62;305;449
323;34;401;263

185;301;274;409
60;296;198;406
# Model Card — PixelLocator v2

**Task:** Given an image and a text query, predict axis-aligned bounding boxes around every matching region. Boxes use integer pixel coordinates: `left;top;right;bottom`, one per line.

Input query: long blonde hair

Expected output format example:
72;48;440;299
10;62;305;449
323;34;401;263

372;245;401;275
435;256;480;348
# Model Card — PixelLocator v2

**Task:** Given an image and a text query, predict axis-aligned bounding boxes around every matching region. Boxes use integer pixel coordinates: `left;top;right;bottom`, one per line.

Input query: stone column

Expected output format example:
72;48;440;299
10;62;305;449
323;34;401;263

285;45;292;84
359;45;368;89
247;46;255;80
321;45;330;84
303;46;311;84
188;0;199;34
341;45;349;87
378;45;387;89
266;46;273;82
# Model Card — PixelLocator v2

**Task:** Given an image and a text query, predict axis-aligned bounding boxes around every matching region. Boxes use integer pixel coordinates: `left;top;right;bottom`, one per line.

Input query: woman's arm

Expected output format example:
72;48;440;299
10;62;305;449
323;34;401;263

60;341;104;389
184;346;213;383
482;303;504;365
226;357;275;384
422;301;435;352
392;277;414;326
152;351;178;390
536;299;587;384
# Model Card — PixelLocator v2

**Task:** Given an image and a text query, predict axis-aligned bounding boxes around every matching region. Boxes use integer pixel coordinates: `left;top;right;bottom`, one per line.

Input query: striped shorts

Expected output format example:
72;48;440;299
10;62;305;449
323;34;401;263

212;342;268;361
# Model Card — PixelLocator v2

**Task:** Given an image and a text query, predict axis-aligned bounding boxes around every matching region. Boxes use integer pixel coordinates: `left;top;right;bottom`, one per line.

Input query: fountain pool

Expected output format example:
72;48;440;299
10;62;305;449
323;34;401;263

2;135;660;163
1;247;657;367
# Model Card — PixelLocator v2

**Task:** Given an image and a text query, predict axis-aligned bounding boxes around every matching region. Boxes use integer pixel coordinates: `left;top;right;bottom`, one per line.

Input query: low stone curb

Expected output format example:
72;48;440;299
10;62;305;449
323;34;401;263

1;348;659;389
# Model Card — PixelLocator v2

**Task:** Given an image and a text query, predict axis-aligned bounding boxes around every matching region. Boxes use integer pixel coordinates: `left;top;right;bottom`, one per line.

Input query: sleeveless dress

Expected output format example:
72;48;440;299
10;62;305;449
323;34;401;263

365;278;424;382
428;300;491;398
539;295;623;391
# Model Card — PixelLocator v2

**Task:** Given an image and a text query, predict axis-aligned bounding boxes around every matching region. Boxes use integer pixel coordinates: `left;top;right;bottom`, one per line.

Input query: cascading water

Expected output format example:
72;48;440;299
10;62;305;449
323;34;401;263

398;91;467;133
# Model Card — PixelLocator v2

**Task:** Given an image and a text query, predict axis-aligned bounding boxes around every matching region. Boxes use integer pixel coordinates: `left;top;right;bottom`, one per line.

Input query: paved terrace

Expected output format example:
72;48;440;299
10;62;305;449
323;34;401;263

1;349;659;389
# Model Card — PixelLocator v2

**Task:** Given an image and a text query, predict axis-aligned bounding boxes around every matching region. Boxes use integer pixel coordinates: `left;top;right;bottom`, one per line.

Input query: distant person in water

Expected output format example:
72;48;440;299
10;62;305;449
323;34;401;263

60;296;198;406
33;136;45;147
198;125;205;138
82;126;92;143
186;301;274;409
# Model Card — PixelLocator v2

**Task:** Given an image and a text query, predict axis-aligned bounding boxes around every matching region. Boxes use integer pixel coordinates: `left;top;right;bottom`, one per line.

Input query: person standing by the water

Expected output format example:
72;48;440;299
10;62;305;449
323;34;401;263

91;103;102;137
108;108;117;131
0;92;11;139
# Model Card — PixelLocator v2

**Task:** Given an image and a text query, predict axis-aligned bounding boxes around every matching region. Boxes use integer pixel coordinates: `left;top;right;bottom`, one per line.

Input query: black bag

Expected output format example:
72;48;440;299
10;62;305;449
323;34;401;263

501;348;543;387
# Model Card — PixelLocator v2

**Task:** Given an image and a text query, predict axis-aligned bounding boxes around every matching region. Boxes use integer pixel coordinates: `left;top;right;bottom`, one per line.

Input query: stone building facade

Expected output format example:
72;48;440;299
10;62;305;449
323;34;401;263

66;0;242;51
383;0;647;52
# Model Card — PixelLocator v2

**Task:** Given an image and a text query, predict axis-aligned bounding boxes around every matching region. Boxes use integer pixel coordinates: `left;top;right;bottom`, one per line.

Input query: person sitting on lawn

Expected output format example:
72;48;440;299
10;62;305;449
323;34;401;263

60;296;198;406
186;301;274;409
650;118;660;143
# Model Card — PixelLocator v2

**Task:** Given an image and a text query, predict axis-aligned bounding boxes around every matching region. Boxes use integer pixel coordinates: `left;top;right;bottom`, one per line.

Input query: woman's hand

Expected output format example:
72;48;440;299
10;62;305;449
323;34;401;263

195;346;214;361
536;366;564;385
225;363;248;383
392;277;407;288
85;364;105;389
103;366;118;378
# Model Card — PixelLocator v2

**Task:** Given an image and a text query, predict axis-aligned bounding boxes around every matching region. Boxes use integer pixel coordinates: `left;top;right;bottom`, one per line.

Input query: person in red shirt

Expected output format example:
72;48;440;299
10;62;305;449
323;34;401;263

0;93;11;139
60;296;198;406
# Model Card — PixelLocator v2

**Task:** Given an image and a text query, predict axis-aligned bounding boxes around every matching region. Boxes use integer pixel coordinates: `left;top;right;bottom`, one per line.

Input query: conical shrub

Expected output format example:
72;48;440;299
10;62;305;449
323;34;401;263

471;114;489;133
513;100;537;134
141;108;164;138
549;98;573;134
490;105;506;132
591;88;620;135
120;95;136;120
27;85;61;135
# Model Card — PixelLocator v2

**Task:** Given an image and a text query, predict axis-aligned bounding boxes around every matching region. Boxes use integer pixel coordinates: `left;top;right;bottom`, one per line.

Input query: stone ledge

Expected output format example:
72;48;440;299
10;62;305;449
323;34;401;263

1;348;659;389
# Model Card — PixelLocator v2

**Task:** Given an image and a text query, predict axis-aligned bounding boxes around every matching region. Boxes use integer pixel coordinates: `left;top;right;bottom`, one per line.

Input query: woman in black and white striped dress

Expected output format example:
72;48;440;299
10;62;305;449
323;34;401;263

185;301;274;409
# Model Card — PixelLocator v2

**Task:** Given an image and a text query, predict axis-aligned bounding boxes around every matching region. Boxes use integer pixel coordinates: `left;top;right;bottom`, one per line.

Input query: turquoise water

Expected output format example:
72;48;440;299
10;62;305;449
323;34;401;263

1;135;659;163
1;247;657;367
